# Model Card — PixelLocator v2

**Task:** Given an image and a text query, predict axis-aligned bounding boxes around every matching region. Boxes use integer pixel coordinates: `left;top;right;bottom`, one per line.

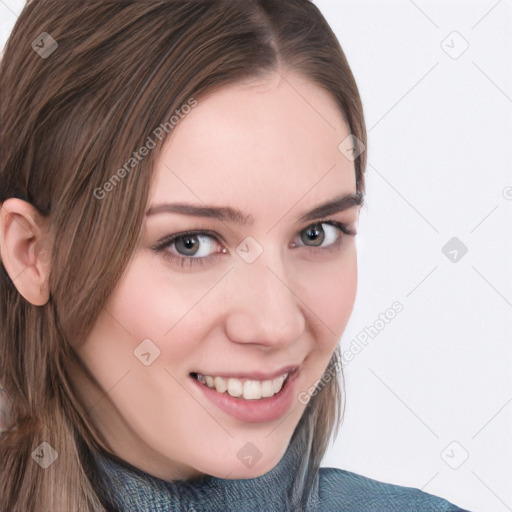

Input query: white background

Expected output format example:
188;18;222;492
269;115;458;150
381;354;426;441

314;2;512;512
1;1;511;511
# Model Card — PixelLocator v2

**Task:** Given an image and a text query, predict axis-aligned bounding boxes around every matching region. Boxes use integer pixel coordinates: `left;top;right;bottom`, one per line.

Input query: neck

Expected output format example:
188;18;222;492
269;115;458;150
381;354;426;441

91;419;319;511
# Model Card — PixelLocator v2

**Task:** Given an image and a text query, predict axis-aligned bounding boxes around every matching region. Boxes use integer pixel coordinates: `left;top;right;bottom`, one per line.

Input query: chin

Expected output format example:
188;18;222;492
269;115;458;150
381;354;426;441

190;447;285;481
220;462;279;480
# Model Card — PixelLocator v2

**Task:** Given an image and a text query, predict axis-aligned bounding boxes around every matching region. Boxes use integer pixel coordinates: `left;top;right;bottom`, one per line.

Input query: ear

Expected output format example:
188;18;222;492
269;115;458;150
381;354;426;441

0;198;52;306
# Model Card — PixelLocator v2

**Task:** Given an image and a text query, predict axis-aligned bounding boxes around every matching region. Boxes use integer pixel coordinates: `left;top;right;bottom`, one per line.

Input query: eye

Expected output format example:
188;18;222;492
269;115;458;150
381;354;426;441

292;221;355;250
152;221;356;269
152;230;225;267
173;233;218;257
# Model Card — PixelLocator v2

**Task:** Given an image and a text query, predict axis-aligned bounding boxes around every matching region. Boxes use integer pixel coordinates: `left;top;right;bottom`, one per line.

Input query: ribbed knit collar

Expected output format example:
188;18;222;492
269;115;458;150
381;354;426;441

93;426;319;512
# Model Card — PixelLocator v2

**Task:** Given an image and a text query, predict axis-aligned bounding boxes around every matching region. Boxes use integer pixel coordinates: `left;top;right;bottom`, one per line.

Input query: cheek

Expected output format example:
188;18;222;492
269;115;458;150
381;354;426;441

76;258;213;401
102;255;220;355
295;244;357;348
82;243;357;375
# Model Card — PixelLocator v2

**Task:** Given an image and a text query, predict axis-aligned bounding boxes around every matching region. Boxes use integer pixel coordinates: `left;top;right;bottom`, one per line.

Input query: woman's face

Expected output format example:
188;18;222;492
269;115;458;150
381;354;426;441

73;70;361;481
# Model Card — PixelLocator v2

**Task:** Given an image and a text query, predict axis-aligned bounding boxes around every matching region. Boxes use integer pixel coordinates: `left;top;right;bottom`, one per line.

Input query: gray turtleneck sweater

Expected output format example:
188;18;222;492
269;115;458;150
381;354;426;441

91;429;469;512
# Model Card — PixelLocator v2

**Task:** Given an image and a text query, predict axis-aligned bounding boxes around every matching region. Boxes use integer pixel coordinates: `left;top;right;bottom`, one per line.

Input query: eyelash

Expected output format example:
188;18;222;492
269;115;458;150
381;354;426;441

152;220;357;268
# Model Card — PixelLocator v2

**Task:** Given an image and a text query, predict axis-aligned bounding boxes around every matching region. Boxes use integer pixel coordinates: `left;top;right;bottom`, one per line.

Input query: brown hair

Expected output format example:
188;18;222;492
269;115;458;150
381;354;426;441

0;0;366;510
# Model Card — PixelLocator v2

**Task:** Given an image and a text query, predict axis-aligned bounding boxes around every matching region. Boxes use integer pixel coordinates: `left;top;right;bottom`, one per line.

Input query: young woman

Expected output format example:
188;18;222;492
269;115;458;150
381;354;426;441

0;1;468;510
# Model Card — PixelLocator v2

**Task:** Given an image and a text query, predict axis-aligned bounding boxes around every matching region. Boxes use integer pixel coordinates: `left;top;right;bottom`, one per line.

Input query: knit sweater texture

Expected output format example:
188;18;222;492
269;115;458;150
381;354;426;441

93;431;469;512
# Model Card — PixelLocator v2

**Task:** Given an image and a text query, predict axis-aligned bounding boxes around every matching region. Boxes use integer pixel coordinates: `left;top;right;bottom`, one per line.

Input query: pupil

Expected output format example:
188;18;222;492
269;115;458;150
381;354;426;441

302;224;324;246
176;236;199;255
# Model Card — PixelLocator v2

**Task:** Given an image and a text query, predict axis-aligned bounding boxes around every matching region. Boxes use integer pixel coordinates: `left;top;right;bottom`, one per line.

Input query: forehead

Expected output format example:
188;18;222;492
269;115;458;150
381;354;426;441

150;71;356;216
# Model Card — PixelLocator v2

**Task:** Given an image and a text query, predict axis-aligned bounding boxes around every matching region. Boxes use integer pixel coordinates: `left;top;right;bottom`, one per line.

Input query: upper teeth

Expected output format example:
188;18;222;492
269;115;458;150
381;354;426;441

196;373;289;400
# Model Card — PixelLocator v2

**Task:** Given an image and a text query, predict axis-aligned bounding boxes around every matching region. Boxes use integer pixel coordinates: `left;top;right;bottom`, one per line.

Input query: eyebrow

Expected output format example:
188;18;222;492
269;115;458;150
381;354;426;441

298;192;363;223
145;192;363;225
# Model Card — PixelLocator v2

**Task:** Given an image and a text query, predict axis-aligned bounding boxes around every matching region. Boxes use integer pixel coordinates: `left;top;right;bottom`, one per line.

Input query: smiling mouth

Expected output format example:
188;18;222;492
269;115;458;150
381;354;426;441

190;370;296;401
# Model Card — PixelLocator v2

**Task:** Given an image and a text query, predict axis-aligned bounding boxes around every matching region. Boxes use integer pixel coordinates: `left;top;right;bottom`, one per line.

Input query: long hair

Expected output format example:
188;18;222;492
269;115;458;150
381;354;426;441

0;1;367;510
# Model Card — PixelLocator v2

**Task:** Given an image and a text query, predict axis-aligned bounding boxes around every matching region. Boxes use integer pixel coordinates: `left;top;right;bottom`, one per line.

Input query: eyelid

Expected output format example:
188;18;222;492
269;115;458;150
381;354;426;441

150;230;225;268
290;220;355;249
152;219;356;267
151;229;224;251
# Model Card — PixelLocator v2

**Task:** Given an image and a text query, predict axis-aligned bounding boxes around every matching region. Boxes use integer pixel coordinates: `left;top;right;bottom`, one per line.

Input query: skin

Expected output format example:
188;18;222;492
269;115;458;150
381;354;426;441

0;70;361;482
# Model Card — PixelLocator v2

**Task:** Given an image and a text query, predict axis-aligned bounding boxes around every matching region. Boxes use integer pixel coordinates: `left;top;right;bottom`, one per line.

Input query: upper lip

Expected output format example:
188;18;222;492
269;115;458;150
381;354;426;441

191;363;301;381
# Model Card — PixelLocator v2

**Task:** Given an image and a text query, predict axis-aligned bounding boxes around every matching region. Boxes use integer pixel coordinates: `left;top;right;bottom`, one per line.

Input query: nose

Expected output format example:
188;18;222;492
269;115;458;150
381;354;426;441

224;253;306;348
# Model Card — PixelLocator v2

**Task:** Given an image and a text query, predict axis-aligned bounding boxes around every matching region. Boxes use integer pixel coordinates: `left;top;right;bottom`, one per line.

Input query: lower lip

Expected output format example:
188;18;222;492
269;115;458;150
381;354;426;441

190;370;300;423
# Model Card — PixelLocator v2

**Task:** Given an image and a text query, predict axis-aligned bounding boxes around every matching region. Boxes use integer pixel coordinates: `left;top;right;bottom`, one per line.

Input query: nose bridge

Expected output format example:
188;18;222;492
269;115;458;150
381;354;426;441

225;249;305;346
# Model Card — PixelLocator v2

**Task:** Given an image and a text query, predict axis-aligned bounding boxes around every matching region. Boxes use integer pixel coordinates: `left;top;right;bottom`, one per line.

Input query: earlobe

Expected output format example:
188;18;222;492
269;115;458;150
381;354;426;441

0;198;52;306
